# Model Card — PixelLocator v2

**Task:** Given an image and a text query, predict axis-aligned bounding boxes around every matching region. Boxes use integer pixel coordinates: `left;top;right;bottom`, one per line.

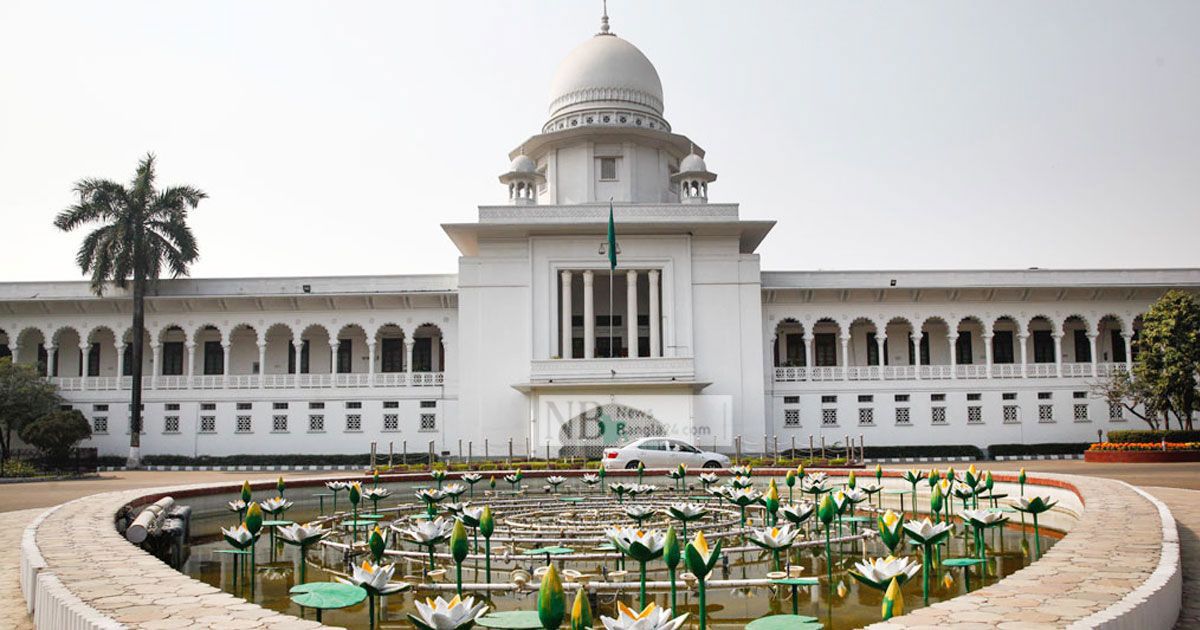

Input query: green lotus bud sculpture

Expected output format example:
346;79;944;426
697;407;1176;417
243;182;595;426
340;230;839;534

480;506;495;584
369;525;387;564
784;469;797;502
684;531;722;630
874;464;883;482
637;460;645;483
882;577;904;620
241;479;252;504
570;587;593;630
930;482;944;521
762;479;781;525
431;467;447;489
847;470;857;489
663;525;681;612
450;518;469;596
276;476;286;497
538;564;566;629
928;468;940;488
877;509;904;554
1018;467;1027;496
818;493;837;585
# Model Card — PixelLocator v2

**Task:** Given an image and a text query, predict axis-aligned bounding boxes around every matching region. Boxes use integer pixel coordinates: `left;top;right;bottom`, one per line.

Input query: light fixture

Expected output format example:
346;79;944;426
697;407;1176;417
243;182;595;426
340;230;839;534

302;285;311;293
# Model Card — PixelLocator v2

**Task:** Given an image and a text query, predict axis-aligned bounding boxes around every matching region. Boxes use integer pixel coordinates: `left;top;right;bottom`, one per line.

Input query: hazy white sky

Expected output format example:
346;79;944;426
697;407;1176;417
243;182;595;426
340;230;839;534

1;1;1197;282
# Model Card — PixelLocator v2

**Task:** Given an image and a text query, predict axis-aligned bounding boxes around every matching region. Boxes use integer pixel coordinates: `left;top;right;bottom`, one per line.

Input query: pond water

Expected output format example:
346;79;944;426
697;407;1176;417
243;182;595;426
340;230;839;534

179;474;1062;629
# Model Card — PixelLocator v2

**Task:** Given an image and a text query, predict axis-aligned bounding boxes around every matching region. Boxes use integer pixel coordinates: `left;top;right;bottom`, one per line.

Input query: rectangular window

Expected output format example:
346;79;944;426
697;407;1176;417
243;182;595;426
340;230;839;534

419;413;437;432
93;417;108;433
87;342;101;376
784;333;805;366
238;402;253;410
273;415;288;432
1037;392;1053;400
1033;331;1055;363
820;395;837;404
308;415;325;432
857;395;873;403
337;339;352;374
1074;404;1090;423
383;401;399;409
203;340;224;375
931;407;947;425
346;401;362;409
165;403;180;411
414;337;433;371
895;407;911;425
122;344;133;376
164;416;180;433
1073;391;1087;399
931;393;946;402
1111;330;1127;363
967;393;982;401
235;416;252;433
993;331;1015;364
345;414;362;432
967;406;983;424
866;332;880;366
93;404;109;412
383;414;399;431
199;416;216;433
894;394;909;402
1003;405;1020;424
420;400;437;408
272;402;287;410
956;332;973;365
1038;404;1055;423
1109;402;1125;422
162;341;184;376
821;409;838;427
201;402;216;411
37;344;48;376
599;157;618;181
784;409;800;427
381;338;404;373
858;408;875;426
309;402;324;410
1074;329;1091;363
1002;392;1017;401
783;396;800;404
814;333;837;367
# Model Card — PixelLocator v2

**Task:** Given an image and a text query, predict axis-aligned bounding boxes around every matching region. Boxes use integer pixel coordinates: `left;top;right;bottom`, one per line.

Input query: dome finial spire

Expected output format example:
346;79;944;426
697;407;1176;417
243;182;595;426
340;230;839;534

599;0;612;35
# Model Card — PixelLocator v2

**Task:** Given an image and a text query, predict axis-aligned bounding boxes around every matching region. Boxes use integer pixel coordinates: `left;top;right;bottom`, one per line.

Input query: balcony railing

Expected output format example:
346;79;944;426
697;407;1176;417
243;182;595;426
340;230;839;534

530;356;695;383
773;362;1126;384
49;372;445;392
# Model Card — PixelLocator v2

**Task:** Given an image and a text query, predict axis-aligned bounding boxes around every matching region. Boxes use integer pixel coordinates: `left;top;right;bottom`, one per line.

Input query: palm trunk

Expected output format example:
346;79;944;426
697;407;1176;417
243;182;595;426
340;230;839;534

128;268;145;468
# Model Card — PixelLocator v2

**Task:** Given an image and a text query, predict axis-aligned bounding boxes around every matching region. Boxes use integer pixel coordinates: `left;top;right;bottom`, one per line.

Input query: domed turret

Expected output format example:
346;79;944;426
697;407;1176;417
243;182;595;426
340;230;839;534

498;153;543;205
542;10;669;133
671;148;717;204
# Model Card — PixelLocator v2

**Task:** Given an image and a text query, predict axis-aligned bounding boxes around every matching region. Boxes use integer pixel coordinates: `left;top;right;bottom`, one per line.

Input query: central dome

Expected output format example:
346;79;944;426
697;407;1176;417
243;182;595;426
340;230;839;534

547;33;664;121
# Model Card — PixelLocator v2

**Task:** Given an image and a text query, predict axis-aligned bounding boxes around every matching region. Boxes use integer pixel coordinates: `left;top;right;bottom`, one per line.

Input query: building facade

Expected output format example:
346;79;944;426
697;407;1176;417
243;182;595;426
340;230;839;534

1;15;1197;458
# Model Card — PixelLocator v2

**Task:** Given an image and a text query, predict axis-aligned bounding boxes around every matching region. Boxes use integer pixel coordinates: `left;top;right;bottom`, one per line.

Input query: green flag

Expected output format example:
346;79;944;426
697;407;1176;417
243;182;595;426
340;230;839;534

606;202;617;270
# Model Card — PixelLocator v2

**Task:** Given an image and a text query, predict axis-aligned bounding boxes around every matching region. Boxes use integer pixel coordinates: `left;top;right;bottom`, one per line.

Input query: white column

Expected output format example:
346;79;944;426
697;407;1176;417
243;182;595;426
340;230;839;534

1122;332;1134;373
150;342;160;388
776;333;786;365
648;269;661;358
405;340;415;377
875;334;886;374
185;342;195;383
983;333;994;378
79;342;91;387
561;271;573;359
804;334;814;374
1053;333;1063;377
257;342;267;387
221;342;231;379
1019;333;1030;378
948;333;958;379
45;344;56;377
583;270;595;359
839;334;850;380
329;341;339;384
8;345;18;367
367;341;376;381
912;329;922;380
292;340;304;375
115;343;124;381
626;269;638;358
1087;333;1098;376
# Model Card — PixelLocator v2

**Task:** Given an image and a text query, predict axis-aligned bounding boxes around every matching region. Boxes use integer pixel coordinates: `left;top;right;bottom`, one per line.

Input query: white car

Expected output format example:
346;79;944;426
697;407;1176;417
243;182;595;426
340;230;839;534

602;437;731;470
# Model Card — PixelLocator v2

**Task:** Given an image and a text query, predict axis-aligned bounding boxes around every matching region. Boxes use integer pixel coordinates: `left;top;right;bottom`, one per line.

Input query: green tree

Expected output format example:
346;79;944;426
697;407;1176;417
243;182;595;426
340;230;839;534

54;154;205;467
19;409;92;468
0;357;62;474
1134;290;1200;431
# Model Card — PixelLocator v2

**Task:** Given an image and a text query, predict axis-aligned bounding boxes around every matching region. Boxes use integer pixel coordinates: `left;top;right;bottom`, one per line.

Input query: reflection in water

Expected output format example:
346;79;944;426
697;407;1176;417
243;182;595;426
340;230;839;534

181;476;1061;629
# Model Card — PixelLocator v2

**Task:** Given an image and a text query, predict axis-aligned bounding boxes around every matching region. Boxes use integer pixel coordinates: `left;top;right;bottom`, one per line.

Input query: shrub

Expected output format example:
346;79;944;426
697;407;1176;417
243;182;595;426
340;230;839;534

861;445;984;460
1088;442;1200;452
18;410;91;465
988;443;1091;457
1106;430;1200;444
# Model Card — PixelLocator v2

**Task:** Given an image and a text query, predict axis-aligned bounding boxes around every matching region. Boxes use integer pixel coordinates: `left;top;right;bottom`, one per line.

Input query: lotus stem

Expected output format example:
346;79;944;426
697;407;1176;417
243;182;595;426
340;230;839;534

485;538;492;585
668;565;677;612
639;560;648;609
922;543;931;603
368;593;375;630
1033;513;1042;558
824;526;832;586
697;577;708;630
456;562;463;597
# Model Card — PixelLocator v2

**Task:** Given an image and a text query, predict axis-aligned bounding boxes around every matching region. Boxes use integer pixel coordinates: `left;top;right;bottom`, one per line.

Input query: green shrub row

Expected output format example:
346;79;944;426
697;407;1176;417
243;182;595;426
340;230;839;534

987;442;1091;456
862;445;984;460
1106;430;1200;444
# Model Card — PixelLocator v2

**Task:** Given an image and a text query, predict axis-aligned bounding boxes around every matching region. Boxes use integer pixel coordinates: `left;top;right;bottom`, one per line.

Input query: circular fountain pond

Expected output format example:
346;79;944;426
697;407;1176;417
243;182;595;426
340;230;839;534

176;471;1064;629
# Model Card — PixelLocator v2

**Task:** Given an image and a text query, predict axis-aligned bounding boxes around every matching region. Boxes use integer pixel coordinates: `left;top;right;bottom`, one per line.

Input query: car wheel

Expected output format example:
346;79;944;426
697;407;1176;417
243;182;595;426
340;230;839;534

703;460;722;469
625;460;641;470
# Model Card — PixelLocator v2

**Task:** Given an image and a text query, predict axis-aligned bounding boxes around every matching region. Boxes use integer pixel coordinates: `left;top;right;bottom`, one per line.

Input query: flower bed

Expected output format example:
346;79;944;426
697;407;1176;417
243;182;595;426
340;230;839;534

1085;442;1200;463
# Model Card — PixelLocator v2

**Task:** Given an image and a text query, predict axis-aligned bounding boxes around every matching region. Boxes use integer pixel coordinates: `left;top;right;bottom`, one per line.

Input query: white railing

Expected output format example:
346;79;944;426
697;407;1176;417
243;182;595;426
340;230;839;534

190;375;226;389
1062;362;1092;377
155;375;189;390
993;364;1022;378
883;365;916;380
773;366;808;382
1027;363;1056;378
84;376;123;391
334;373;373;388
956;364;988;379
772;360;1130;384
921;364;954;379
846;366;879;381
374;372;408;387
529;356;694;383
809;366;842;381
1096;362;1126;377
46;371;446;391
411;372;445;387
50;377;83;391
260;374;296;389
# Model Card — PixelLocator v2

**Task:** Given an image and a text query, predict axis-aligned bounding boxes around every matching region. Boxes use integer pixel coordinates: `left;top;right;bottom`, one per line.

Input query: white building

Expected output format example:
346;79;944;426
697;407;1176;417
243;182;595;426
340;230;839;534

1;15;1197;459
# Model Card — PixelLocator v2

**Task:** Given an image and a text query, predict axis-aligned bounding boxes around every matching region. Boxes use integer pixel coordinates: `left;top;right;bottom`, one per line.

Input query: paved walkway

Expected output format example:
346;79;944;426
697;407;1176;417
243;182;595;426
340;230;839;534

1143;487;1199;629
0;508;42;630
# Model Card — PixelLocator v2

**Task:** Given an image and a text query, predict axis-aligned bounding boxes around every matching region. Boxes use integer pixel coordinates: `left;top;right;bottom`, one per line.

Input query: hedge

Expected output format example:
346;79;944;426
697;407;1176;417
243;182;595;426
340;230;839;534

1106;430;1200;444
98;453;434;467
987;442;1091;457
861;445;984;460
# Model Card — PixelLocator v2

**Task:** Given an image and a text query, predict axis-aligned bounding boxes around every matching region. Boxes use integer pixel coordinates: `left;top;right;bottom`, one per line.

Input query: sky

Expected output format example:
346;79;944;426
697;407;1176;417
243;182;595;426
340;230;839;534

1;0;1197;283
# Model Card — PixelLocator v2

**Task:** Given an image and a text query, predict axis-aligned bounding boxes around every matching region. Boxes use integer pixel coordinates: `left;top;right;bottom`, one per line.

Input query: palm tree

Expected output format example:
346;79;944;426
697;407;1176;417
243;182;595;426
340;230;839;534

54;154;205;468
